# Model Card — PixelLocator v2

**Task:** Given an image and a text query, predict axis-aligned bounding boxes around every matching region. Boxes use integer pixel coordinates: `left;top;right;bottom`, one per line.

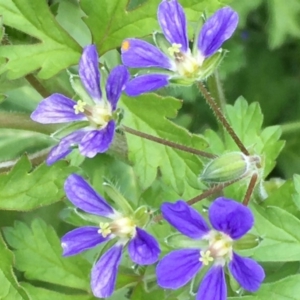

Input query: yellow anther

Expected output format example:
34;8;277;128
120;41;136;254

199;250;214;266
98;222;111;238
168;43;182;56
73;100;86;114
122;40;130;51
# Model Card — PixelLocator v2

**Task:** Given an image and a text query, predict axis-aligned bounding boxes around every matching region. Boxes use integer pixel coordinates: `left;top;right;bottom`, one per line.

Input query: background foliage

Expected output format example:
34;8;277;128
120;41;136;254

1;0;300;299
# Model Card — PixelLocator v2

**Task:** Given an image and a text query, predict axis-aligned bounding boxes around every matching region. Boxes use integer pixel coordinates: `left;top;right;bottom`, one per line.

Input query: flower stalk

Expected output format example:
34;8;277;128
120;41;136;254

122;125;216;159
197;81;249;156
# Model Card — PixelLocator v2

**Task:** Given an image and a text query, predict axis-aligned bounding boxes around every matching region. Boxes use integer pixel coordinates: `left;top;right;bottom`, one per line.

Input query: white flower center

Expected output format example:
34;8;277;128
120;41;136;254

168;44;200;78
201;230;233;266
98;217;136;240
73;100;112;128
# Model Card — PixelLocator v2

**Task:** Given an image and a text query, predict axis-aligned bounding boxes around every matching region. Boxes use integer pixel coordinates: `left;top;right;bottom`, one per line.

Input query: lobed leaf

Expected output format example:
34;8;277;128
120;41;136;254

3;219;91;291
0;0;81;79
0;234;29;300
120;93;208;194
0;155;78;211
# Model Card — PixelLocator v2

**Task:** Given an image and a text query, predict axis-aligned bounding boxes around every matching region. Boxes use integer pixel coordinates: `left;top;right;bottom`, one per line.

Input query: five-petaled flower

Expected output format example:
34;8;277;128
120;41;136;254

156;198;265;300
121;0;238;96
31;45;129;165
61;174;160;298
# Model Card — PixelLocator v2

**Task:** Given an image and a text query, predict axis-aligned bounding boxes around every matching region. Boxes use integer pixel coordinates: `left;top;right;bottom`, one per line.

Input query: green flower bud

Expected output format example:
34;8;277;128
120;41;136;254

233;233;262;250
134;206;151;227
165;233;207;249
201;152;260;184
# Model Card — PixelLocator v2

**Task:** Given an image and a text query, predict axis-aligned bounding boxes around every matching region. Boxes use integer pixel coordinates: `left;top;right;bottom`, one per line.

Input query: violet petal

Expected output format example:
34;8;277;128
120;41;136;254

125;74;169;96
106;65;130;110
198;7;239;57
228;252;265;292
156;249;201;289
209;197;254;239
161;200;210;239
79;120;115;157
61;226;108;256
196;266;226;300
79;45;102;102
64;174;115;217
158;0;189;52
128;227;160;265
91;245;123;298
31;94;86;124
46;130;86;165
121;38;173;70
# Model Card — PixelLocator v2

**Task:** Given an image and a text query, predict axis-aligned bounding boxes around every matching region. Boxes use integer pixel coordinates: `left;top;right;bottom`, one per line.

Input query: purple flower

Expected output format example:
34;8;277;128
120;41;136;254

156;198;265;300
31;45;129;165
61;174;160;298
121;1;238;96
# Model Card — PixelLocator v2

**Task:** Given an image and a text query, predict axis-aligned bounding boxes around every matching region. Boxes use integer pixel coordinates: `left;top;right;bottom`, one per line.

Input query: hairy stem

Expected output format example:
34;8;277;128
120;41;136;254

242;173;258;206
25;74;51;98
122;126;216;159
0;147;51;173
197;82;249;156
0;112;60;135
153;178;241;222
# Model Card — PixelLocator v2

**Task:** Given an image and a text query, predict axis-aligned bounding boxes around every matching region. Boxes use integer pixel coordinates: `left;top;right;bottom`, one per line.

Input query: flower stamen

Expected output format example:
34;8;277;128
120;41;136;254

168;43;182;56
73;100;87;114
199;250;214;266
98;222;112;238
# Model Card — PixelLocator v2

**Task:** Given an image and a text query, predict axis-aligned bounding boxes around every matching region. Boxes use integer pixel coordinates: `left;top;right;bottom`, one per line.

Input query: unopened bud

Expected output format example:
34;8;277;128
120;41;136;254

201;152;260;184
233;233;262;250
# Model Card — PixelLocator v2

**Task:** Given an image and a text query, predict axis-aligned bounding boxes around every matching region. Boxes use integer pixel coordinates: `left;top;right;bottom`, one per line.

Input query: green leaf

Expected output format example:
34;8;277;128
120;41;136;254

229;275;300;300
80;0;232;54
3;219;91;291
0;0;81;79
261;179;300;217
21;283;94;300
0;155;78;211
0;234;29;300
250;204;300;262
206;97;284;176
268;0;300;49
120;94;208;194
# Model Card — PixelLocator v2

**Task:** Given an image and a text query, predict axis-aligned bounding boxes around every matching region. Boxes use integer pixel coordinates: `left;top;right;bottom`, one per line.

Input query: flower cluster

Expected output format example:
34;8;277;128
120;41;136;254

156;198;265;299
61;174;160;298
31;45;129;165
121;0;238;96
29;1;265;299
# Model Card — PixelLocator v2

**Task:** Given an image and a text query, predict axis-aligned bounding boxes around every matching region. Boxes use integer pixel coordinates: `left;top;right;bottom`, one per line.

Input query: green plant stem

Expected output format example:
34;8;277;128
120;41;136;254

207;71;226;112
0;111;60;135
0;147;51;173
242;173;258;206
281;121;300;136
197;82;249;156
122;126;216;159
153;178;241;222
25;74;51;98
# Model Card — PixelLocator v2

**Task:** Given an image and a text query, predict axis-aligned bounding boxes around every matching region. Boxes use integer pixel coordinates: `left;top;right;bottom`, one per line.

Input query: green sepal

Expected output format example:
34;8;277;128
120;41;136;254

68;72;94;106
134;206;150;228
153;31;172;57
165;233;207;249
192;16;205;56
169;76;195;86
228;268;242;295
190;265;210;295
196;50;227;80
59;207;110;227
0;16;4;43
51;121;89;139
103;182;134;216
233;233;262;251
201;152;250;184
